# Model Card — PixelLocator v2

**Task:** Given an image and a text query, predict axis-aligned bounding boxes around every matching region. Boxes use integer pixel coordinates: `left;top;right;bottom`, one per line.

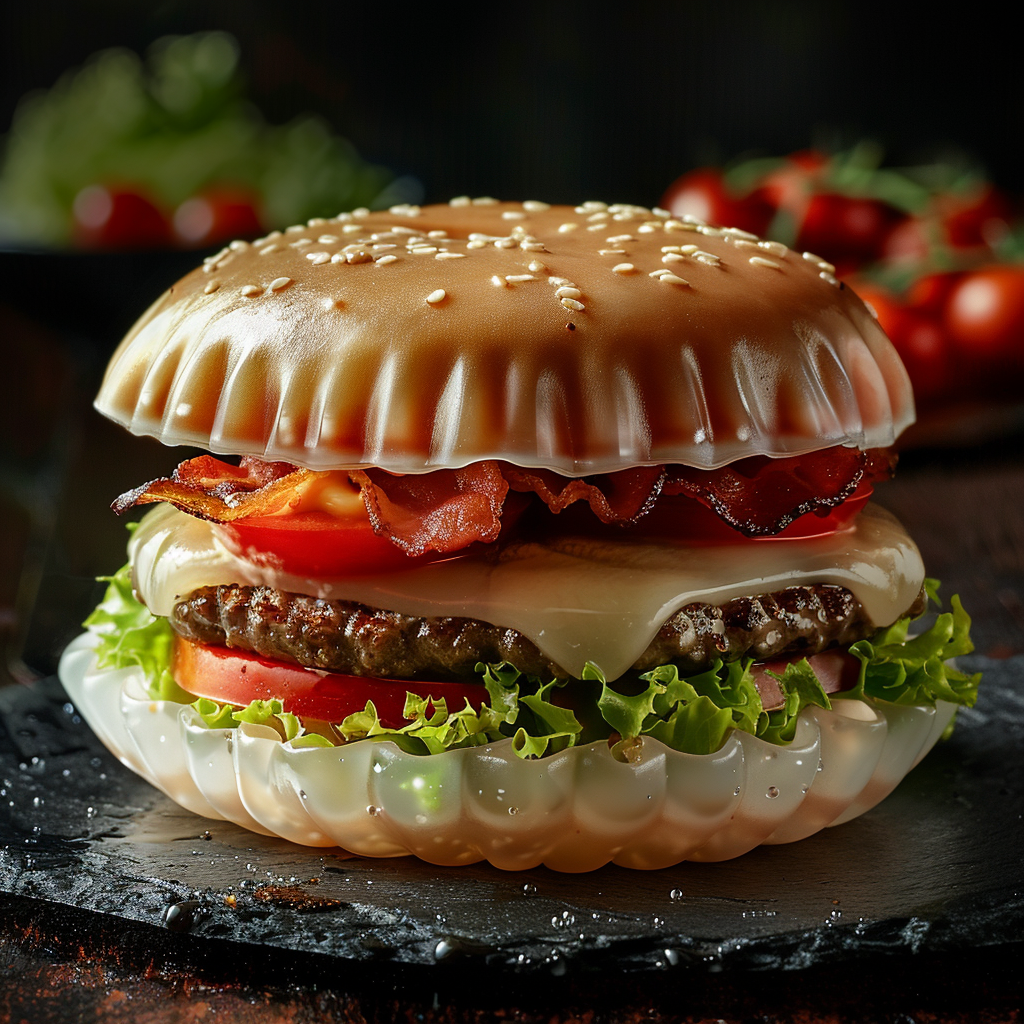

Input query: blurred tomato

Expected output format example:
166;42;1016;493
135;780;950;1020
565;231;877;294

72;185;172;249
940;185;1013;250
847;280;903;340
173;188;264;247
795;194;904;272
758;149;828;212
888;310;951;403
661;168;774;235
945;266;1024;364
905;271;964;318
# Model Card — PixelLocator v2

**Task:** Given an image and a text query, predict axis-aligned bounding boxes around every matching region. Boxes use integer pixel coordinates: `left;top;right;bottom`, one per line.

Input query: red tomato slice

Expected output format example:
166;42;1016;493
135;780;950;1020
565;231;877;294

173;637;487;728
216;511;445;577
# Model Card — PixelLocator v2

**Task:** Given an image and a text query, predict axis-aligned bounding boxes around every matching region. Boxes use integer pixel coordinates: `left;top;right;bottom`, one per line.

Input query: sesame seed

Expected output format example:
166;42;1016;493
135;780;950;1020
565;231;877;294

307;217;328;228
427;230;448;239
665;220;697;232
409;246;438;255
804;252;837;273
390;226;418;235
229;240;250;252
467;240;487;249
555;286;582;298
652;207;671;218
342;224;364;234
607;234;633;243
494;238;517;249
661;246;681;253
426;289;446;304
506;274;536;283
502;211;526;220
306;252;331;265
472;196;498;205
649;269;672;278
290;238;313;248
375;254;398;265
352;207;370;218
528;260;546;272
336;213;353;222
577;201;607;213
318;234;339;244
587;212;608;222
731;239;760;250
372;243;397;250
681;214;707;226
204;247;230;264
694;252;721;265
436;252;466;259
258;245;279;256
389;204;421;217
520;241;546;251
558;223;579;233
285;225;305;234
331;253;345;263
820;270;840;287
598;249;626;256
658;274;689;286
449;196;471;207
749;256;781;269
492;275;508;287
612;263;636;274
637;224;657;234
680;244;699;254
587;223;608;231
560;297;585;311
722;227;759;241
269;277;292;291
758;240;788;257
241;285;263;297
203;281;221;294
522;200;550;211
547;277;572;287
662;253;686;263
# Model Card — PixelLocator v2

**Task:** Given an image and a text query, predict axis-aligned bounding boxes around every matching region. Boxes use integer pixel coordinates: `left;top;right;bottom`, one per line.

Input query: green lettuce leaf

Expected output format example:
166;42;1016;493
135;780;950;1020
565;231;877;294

85;562;981;760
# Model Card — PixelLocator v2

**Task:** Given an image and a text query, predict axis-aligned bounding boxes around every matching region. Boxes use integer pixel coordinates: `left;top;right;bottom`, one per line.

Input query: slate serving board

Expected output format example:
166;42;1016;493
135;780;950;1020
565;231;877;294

1;655;1021;974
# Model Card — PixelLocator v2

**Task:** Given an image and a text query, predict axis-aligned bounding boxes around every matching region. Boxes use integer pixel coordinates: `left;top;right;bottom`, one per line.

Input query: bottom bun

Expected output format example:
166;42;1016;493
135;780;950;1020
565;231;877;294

59;633;955;872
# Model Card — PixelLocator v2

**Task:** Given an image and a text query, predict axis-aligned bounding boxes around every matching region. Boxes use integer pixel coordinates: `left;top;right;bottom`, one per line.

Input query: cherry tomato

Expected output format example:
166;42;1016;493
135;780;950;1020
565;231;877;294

905;271;964;318
172;638;486;728
847;279;903;340
72;185;172;249
795;194;904;273
887;309;952;404
216;511;444;577
661;168;774;235
944;266;1024;365
173;188;264;248
757;149;828;213
940;185;1013;250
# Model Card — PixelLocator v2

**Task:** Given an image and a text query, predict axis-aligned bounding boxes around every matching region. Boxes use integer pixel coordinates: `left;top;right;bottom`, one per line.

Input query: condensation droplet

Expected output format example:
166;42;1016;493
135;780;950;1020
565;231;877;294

522;883;537;895
366;804;382;816
508;806;519;816
766;786;780;799
734;786;741;796
817;759;825;772
669;888;683;901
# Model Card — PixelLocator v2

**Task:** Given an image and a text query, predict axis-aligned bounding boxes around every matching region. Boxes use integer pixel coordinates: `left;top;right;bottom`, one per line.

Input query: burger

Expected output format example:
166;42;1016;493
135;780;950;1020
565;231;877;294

59;198;979;871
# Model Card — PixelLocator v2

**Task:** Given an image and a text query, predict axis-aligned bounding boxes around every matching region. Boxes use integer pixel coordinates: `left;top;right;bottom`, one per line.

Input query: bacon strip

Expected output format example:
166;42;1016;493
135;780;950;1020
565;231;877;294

350;463;509;556
113;449;895;553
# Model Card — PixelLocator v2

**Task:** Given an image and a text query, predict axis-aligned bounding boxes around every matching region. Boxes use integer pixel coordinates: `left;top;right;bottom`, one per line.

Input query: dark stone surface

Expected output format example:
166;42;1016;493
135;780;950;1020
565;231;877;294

1;655;1021;974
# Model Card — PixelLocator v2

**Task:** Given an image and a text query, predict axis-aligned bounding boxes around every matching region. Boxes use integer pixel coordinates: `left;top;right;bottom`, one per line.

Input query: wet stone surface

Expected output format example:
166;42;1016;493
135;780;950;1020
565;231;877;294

1;658;1021;973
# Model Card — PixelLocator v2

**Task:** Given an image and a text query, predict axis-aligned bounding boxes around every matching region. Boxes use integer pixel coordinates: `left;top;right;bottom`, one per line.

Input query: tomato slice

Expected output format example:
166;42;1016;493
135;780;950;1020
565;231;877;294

216;511;445;577
172;637;487;729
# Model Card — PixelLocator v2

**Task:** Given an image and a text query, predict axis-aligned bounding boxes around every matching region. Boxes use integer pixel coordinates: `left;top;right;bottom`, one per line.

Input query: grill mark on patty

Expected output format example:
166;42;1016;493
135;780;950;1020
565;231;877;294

170;584;924;681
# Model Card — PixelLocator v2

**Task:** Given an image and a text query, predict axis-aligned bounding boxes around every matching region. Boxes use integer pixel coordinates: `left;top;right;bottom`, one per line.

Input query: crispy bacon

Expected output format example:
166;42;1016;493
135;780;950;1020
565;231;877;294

664;447;896;537
350;463;509;556
113;449;896;554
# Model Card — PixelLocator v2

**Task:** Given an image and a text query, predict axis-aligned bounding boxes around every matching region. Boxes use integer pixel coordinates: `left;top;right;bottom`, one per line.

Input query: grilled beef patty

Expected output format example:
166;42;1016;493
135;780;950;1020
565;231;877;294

170;583;923;681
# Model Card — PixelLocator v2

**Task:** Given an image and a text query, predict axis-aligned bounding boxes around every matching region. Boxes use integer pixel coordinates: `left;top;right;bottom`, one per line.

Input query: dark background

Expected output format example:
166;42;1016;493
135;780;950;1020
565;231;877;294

2;1;1022;207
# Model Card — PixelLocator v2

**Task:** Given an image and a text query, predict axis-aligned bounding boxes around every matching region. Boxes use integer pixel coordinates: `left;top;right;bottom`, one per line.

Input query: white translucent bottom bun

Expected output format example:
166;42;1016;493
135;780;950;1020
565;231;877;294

59;634;955;872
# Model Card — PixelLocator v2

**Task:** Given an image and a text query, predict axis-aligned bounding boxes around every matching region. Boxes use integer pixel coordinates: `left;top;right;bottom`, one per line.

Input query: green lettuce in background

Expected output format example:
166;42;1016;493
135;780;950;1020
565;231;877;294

84;563;980;761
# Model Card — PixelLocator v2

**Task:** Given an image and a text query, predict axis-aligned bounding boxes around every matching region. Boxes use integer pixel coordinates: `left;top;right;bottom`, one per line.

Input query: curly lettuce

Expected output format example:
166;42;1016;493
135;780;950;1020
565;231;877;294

83;565;980;760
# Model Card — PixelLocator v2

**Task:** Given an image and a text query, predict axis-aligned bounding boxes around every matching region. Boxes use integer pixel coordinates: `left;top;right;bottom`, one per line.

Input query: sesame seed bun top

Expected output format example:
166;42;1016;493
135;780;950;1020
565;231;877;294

94;199;914;474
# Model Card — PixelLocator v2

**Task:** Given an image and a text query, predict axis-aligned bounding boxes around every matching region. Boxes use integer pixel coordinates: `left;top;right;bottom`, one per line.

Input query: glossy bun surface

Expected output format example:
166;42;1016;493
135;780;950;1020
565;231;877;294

96;199;914;472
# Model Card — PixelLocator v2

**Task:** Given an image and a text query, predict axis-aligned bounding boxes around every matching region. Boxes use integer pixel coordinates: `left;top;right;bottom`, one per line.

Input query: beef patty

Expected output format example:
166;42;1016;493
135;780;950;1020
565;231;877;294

170;583;923;681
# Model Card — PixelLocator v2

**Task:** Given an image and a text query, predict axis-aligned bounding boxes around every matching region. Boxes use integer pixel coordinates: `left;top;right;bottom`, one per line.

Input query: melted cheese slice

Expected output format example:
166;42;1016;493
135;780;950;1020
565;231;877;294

130;503;924;680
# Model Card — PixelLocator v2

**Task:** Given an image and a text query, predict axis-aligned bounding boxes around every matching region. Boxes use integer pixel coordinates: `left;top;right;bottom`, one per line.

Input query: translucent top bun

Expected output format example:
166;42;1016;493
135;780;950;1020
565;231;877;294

95;199;914;473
